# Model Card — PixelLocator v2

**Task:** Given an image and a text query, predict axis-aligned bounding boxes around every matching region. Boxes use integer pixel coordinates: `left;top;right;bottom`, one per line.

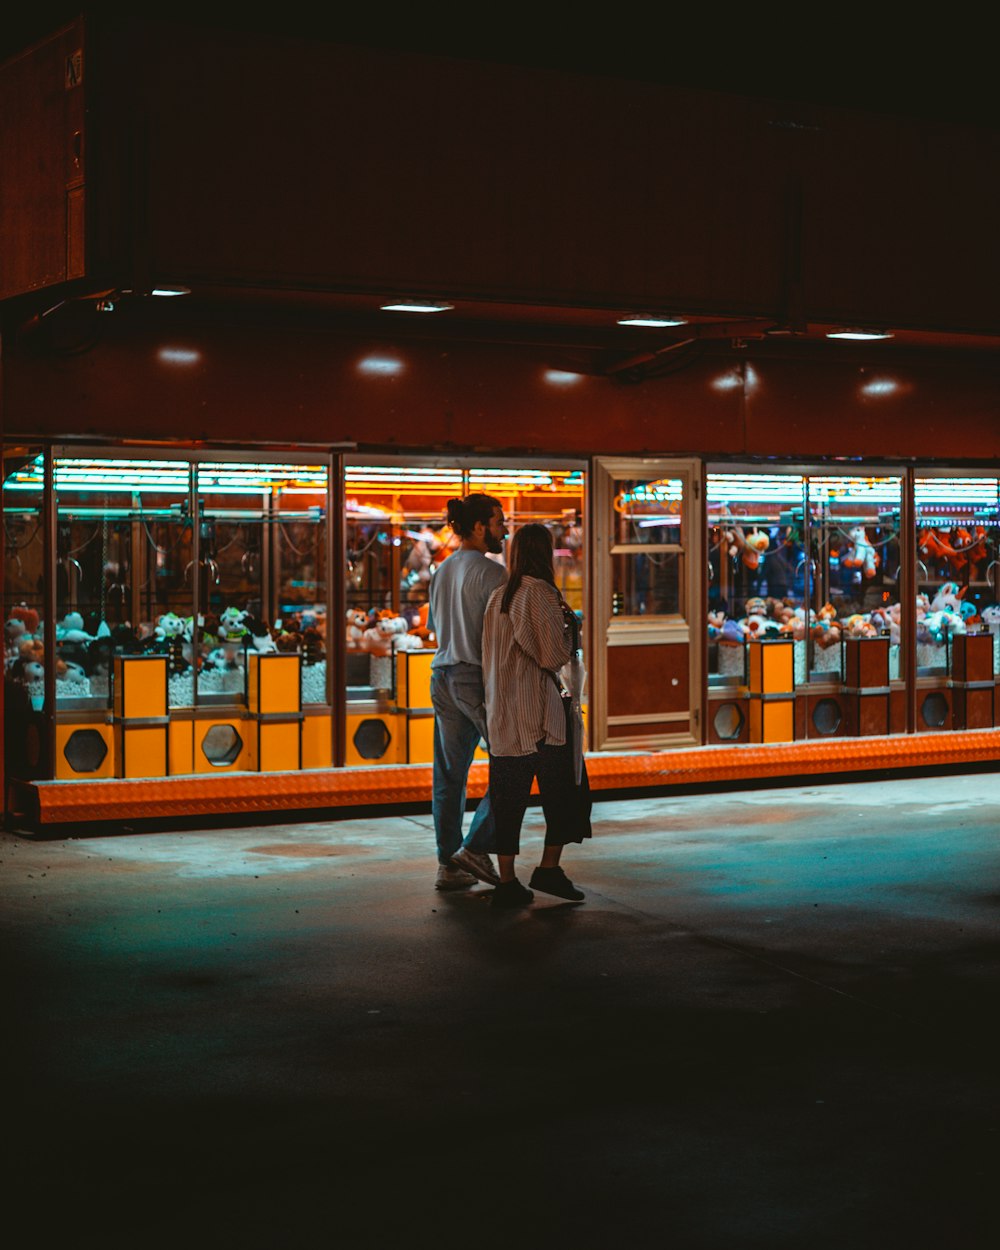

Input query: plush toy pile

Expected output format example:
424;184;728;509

3;603;332;706
710;579;993;683
346;606;435;655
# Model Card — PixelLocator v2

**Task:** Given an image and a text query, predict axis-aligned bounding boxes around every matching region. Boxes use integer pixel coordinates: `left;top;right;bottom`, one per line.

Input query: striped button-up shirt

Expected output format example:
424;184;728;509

482;576;573;757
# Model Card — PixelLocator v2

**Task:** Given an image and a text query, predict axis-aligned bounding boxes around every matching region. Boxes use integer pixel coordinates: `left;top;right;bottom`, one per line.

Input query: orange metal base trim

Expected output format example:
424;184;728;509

10;730;1000;827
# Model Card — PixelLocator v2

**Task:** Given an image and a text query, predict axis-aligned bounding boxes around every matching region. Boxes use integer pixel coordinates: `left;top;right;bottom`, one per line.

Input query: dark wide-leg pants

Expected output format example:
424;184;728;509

489;741;592;857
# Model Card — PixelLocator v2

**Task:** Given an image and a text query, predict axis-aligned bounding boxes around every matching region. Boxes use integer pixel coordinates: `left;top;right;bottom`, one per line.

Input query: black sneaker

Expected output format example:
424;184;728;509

528;866;585;902
490;878;534;908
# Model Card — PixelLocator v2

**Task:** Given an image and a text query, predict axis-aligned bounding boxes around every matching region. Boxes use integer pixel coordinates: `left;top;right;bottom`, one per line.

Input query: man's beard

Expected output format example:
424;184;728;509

484;532;504;555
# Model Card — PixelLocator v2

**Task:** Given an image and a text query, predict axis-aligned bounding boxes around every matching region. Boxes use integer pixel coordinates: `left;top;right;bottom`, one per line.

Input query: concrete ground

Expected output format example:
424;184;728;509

1;773;998;1249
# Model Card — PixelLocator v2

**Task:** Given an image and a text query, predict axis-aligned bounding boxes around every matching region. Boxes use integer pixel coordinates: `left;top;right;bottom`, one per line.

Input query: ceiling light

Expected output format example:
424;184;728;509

617;315;688;328
151;286;191;297
380;300;454;314
825;328;893;340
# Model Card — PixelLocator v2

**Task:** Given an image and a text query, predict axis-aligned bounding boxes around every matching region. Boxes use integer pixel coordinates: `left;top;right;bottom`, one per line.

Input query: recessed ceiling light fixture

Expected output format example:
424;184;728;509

380;300;454;314
825;328;893;340
617;314;688;328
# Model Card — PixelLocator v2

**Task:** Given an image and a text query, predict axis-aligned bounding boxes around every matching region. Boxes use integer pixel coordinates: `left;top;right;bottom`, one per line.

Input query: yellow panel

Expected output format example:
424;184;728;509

55;722;115;779
257;721;301;772
249;652;301;714
120;726;168;779
766;644;794;693
262;655;300;713
115;655;168;718
749;698;794;744
396;650;434;709
301;712;333;769
406;714;435;764
747;641;794;694
169;718;194;776
344;712;405;767
194;718;251;774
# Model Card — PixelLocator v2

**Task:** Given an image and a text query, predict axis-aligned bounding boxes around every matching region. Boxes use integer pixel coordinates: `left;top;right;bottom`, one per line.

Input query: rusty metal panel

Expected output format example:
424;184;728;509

0;19;86;299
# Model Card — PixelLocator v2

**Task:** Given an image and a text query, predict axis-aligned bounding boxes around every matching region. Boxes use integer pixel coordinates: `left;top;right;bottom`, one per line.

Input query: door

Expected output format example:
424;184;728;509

591;458;703;750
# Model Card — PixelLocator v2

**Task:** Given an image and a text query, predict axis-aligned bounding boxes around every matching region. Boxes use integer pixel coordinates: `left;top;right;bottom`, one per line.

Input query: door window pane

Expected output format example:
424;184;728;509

613;478;682;544
611;476;684;620
611;551;683;616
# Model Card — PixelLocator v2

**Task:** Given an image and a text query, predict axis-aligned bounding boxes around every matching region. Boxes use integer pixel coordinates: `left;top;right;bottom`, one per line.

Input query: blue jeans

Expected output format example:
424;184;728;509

430;664;495;864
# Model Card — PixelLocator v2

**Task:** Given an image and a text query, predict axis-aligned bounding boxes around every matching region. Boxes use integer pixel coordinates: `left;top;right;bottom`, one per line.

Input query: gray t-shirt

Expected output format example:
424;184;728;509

429;548;508;668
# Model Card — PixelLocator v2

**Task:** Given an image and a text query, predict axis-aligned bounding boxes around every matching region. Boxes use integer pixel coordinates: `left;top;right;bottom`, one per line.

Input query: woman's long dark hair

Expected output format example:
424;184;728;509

500;522;555;614
445;493;503;539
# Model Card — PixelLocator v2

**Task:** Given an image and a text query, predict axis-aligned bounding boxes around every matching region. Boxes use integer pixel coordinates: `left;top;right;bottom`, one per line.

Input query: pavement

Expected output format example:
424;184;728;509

1;773;998;1249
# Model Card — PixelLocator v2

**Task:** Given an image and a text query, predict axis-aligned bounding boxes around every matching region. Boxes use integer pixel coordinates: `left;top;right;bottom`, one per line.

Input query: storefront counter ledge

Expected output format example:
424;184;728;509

7;730;1000;829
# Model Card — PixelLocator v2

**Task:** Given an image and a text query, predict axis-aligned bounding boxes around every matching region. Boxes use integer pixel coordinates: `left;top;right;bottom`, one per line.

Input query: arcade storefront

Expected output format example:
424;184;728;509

4;447;1000;828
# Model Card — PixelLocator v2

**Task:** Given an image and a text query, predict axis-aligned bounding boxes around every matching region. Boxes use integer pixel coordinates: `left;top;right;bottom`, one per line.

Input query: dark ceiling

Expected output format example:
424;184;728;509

1;6;994;128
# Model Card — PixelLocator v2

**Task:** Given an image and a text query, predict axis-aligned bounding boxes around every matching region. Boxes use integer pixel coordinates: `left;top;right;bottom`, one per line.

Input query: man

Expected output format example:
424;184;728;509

428;493;508;890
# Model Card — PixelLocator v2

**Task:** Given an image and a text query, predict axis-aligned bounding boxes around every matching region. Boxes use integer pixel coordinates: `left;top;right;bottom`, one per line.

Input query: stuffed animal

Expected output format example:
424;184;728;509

980;605;1000;635
930;582;964;614
9;656;45;684
393;627;425;653
346;608;367;650
843;613;878;639
376;614;410;649
155;611;187;641
402;527;444;596
942;526;988;579
784;607;808;641
707;609;726;640
8;605;40;638
918;609;966;644
918;528;954;568
301;626;325;665
273;626;303;654
56;611;95;643
744;596;768;618
217;607;249;640
5;616;28;658
244;616;278;653
811;603;842;649
408;602;436;646
841;526;878;579
741;529;769;570
203;641;243;672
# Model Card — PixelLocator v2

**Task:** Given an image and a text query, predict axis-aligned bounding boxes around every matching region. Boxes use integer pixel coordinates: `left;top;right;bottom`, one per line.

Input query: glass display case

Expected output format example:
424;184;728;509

344;460;585;702
3;450;331;782
914;475;999;675
807;475;902;681
3;447;47;781
707;471;902;686
707;473;807;684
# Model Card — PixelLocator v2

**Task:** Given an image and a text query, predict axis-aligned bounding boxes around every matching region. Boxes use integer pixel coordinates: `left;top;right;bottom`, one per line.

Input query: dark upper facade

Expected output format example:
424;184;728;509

2;12;999;462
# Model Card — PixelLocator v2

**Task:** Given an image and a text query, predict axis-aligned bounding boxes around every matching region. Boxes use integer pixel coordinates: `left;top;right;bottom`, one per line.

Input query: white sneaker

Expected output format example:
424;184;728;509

452;847;501;887
435;863;477;891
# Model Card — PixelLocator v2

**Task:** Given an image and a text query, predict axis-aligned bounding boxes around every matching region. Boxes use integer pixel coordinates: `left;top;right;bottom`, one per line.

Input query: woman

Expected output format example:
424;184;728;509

481;523;592;908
